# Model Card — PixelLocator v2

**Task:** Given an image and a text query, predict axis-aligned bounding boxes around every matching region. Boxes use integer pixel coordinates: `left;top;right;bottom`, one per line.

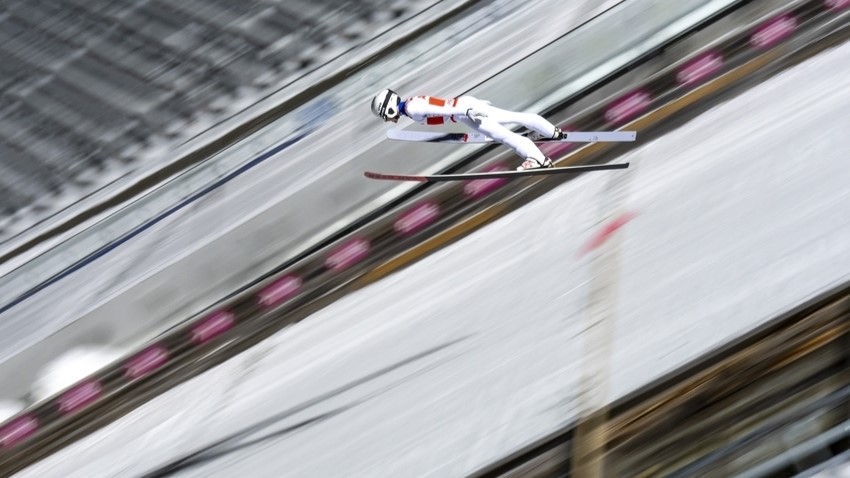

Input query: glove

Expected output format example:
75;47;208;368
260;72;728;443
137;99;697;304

466;108;487;124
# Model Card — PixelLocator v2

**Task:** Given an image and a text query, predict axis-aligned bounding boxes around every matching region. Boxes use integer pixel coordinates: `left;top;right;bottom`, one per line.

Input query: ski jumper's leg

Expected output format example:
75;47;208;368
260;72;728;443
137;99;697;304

486;106;558;138
460;116;546;162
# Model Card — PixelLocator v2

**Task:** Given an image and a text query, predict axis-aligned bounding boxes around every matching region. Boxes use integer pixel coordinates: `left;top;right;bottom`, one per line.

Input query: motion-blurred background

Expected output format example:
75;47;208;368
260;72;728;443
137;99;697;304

0;0;849;476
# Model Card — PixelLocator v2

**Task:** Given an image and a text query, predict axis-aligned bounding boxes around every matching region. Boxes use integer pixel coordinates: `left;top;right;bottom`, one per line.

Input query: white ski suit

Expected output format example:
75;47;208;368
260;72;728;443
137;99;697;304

400;95;557;163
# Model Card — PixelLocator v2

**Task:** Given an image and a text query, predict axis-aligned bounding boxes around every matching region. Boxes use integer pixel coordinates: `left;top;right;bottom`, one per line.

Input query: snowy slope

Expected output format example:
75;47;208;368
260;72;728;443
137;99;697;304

16;35;850;478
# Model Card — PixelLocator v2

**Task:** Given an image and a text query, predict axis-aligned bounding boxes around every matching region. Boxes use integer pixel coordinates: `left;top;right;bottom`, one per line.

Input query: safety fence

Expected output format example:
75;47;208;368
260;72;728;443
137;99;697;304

1;0;849;474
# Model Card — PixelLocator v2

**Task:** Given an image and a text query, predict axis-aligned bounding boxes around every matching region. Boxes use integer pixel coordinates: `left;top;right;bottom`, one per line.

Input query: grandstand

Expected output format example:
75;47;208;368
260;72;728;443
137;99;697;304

0;0;430;242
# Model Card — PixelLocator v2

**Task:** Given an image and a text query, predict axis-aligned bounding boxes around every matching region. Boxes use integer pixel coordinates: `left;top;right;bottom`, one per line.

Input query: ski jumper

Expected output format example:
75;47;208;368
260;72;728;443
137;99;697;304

400;95;558;163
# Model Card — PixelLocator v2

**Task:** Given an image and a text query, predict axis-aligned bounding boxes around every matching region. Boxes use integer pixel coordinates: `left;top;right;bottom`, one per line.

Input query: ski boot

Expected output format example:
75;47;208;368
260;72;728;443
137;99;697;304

525;127;564;141
517;157;554;171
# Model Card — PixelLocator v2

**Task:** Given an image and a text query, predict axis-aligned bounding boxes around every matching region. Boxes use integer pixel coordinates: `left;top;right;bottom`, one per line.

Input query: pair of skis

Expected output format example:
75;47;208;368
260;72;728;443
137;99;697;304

365;129;634;182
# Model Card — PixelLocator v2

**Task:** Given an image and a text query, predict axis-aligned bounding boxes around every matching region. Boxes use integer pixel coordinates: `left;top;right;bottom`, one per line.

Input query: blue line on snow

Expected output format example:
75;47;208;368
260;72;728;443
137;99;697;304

0;129;313;316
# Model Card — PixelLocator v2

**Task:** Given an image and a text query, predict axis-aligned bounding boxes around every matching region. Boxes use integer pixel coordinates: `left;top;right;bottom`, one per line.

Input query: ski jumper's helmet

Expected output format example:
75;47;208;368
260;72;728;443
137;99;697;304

371;89;401;121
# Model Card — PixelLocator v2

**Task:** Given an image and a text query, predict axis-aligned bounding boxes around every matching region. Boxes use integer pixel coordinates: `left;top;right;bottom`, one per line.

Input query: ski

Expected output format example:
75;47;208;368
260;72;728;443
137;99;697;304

386;130;636;144
364;163;629;182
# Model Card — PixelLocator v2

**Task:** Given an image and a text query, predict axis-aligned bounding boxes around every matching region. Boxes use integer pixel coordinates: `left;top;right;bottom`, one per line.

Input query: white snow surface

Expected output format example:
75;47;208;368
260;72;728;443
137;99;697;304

16;38;850;478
